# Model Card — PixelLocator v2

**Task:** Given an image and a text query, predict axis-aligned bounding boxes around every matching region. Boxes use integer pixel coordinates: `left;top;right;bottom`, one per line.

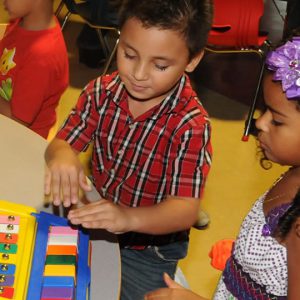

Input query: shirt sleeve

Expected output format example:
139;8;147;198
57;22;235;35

56;79;100;152
167;122;212;199
10;59;51;124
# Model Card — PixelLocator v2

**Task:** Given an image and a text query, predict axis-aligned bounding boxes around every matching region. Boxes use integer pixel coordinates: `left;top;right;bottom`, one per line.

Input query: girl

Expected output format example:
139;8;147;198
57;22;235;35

145;37;300;299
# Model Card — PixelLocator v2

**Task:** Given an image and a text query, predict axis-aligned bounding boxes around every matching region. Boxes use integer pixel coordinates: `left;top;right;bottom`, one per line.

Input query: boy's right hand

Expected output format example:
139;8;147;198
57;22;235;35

44;138;91;207
144;273;207;300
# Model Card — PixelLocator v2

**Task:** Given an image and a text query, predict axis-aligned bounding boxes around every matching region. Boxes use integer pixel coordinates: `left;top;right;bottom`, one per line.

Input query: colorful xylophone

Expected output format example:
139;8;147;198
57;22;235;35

0;200;91;300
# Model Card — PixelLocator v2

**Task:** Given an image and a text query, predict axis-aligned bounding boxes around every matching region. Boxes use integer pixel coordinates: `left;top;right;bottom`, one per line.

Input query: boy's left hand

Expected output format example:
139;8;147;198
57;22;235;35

67;200;131;233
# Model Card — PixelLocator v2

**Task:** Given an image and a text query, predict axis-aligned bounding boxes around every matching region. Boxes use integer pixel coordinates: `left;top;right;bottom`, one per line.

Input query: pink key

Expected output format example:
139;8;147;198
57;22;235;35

49;226;78;236
0;215;20;225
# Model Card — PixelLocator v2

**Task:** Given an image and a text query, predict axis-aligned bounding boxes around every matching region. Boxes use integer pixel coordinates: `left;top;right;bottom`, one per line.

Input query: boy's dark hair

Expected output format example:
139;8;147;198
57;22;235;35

118;0;213;60
277;190;300;239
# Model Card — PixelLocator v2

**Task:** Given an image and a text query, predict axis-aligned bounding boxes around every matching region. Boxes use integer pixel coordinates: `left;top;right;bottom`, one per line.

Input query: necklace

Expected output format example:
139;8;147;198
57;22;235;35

263;168;295;204
264;192;295;204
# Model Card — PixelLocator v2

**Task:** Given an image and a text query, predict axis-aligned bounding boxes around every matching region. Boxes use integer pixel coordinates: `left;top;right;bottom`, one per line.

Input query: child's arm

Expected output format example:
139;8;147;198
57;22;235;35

286;217;300;299
144;273;208;300
0;24;7;40
44;138;91;207
68;194;199;234
0;99;11;117
0;98;30;127
0;24;10;110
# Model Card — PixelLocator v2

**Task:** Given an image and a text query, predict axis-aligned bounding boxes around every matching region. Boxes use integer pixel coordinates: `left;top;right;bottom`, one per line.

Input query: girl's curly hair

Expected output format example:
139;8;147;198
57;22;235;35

277;190;300;239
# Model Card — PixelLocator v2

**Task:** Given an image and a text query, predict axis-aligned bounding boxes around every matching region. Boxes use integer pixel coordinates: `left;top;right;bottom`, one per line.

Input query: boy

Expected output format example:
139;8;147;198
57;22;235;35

0;0;69;138
45;0;213;299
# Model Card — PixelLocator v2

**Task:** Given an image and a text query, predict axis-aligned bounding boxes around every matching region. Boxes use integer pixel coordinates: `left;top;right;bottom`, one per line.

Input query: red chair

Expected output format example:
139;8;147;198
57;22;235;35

206;0;270;140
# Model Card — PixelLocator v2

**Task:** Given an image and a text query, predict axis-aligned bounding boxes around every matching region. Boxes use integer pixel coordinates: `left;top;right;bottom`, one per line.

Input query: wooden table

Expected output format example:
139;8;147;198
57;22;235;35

0;114;120;299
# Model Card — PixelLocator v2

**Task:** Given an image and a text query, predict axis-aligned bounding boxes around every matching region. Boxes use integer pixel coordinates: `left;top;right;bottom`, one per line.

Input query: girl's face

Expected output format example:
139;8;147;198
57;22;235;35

256;73;300;166
117;17;202;104
3;0;35;20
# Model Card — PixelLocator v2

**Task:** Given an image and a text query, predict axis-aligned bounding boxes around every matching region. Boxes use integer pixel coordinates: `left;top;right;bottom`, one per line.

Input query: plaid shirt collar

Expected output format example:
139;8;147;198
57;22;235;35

105;72;191;120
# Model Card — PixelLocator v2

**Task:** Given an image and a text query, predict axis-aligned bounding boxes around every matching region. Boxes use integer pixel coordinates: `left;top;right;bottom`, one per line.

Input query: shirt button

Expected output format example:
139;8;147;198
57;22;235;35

110;169;115;176
129;124;134;129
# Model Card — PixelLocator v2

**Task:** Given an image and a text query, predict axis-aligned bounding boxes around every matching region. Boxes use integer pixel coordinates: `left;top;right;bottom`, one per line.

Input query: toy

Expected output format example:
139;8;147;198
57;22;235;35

0;200;91;300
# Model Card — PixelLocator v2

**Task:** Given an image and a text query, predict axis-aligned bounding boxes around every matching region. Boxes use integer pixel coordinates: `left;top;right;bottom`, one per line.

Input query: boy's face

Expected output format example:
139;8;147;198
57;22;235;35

3;0;35;20
117;17;201;104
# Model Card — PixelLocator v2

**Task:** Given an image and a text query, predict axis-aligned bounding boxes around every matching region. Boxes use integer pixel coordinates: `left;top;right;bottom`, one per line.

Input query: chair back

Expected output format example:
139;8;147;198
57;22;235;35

89;0;119;27
61;0;80;14
208;0;265;48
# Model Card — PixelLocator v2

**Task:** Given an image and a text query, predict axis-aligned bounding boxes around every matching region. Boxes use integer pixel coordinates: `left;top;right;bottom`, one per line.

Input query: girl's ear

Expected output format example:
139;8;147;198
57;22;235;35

295;220;300;238
285;217;300;247
185;50;204;73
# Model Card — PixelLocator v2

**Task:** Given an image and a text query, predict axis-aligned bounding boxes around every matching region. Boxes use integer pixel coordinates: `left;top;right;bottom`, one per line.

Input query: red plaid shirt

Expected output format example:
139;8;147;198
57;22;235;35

57;73;212;249
57;72;212;246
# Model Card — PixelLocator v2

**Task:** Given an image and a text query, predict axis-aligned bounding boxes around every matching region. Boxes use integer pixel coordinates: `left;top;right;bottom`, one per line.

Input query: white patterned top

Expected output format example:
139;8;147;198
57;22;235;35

213;193;288;299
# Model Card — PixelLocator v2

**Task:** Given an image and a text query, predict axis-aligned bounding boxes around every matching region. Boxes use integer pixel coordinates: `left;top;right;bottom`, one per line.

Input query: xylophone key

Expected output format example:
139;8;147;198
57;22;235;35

45;255;76;265
49;226;78;236
44;265;76;278
0;233;18;244
0;274;15;286
0;243;17;254
0;263;15;275
41;286;74;300
46;245;78;256
0;286;14;299
0;215;20;225
0;253;17;264
43;276;74;288
47;235;78;247
0;224;19;234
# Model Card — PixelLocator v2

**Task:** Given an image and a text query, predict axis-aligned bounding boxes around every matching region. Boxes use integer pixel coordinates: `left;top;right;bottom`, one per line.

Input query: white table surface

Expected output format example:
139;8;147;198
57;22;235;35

0;114;120;299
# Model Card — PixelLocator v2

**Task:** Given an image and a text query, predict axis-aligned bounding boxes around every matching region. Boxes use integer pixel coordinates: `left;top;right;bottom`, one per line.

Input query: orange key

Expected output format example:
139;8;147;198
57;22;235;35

0;233;18;244
46;245;77;256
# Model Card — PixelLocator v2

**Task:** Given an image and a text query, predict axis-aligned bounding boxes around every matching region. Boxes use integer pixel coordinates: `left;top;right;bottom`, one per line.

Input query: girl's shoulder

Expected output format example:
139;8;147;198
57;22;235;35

262;167;300;238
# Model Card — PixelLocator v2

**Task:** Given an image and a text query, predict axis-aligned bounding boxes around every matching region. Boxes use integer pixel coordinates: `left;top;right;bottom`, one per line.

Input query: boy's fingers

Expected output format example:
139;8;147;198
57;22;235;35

69;214;106;228
69;171;81;204
68;202;104;219
78;172;92;192
69;211;105;223
68;200;109;219
164;273;182;289
61;172;72;206
144;290;169;299
51;171;62;205
44;168;52;195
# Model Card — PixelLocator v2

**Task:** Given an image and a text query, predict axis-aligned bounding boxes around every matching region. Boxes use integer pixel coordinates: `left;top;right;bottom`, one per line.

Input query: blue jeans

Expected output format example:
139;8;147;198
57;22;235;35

120;241;188;300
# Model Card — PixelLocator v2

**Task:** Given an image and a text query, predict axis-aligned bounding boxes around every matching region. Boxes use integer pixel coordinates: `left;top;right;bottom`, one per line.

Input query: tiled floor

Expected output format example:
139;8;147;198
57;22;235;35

0;1;290;298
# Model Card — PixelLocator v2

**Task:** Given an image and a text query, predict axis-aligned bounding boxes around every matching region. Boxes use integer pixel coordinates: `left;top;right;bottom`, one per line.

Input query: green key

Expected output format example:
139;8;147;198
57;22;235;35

0;243;17;254
45;255;76;265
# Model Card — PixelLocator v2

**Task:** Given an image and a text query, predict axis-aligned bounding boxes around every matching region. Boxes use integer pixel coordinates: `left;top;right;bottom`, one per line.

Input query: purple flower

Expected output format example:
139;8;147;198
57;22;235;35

262;223;271;237
266;37;300;100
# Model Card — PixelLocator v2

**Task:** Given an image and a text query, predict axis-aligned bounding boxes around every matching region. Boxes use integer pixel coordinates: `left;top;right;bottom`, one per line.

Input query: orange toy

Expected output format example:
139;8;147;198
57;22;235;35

209;239;235;271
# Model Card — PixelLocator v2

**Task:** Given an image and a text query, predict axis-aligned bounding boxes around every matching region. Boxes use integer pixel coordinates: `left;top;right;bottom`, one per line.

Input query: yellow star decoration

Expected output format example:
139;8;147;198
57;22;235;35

0;48;16;75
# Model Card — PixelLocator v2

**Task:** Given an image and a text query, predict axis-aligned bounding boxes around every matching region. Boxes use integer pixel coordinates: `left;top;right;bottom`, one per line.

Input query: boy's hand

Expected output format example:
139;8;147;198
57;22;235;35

144;273;207;300
44;138;91;207
67;200;132;233
68;195;199;235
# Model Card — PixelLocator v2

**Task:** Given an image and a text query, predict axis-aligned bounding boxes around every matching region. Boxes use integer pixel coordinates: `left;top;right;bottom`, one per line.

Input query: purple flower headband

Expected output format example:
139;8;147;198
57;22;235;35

265;37;300;100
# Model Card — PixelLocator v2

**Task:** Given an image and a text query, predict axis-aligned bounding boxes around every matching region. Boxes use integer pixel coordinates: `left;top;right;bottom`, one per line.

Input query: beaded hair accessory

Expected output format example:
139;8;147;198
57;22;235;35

265;37;300;100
